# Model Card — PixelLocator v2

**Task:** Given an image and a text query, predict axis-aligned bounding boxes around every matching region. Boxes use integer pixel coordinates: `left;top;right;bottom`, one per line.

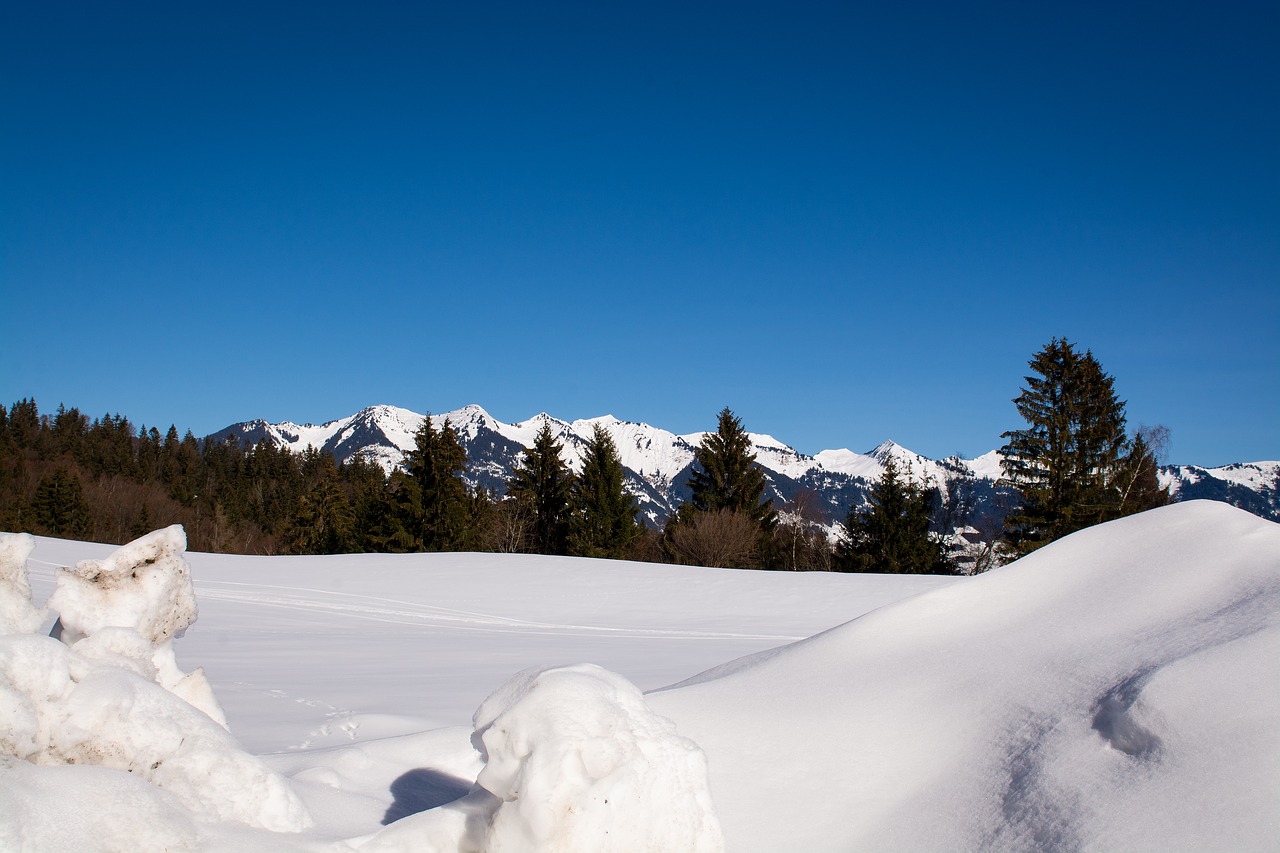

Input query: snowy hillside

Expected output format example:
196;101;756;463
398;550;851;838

1159;460;1280;521
2;501;1276;850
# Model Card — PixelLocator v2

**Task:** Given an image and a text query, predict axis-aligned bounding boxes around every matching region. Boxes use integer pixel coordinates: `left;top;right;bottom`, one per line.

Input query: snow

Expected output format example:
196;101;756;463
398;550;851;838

2;529;312;843
1160;460;1280;496
420;664;721;851
0;534;43;635
3;501;1278;851
966;447;1006;480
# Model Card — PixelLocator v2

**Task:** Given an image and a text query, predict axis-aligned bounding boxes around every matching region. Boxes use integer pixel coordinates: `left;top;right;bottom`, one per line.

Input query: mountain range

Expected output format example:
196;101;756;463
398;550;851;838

208;404;1280;527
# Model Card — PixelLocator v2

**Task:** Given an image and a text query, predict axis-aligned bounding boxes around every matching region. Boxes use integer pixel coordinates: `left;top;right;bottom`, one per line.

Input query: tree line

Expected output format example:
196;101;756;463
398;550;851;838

0;337;1170;571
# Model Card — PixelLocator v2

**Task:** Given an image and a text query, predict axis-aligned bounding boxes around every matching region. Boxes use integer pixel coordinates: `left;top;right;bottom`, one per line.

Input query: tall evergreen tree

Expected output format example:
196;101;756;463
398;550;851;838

404;415;472;551
836;457;949;573
32;468;92;538
506;421;573;554
285;475;355;554
684;407;776;532
568;423;643;559
999;338;1165;555
355;471;421;553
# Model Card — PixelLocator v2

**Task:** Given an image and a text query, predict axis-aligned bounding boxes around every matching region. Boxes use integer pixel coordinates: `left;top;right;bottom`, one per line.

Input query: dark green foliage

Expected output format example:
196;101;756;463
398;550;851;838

285;474;355;554
1000;338;1171;555
569;424;643;559
6;399;41;449
685;407;776;531
663;408;777;569
506;422;573;555
837;457;950;574
1113;429;1173;517
353;471;421;553
404;415;473;552
32;468;92;538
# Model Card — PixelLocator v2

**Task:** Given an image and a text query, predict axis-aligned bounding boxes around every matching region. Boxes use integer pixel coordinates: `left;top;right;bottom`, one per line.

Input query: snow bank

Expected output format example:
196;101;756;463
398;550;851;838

362;664;724;853
0;533;44;635
650;501;1280;852
0;528;313;836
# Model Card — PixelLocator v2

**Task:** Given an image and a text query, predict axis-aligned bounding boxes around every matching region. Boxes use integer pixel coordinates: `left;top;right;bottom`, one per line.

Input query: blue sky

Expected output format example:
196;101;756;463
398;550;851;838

2;1;1276;465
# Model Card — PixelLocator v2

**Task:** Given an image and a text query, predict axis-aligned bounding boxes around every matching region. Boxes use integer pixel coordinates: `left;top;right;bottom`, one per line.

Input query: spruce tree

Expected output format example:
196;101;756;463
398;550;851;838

999;338;1164;555
404;415;472;551
285;475;355;554
568;423;643;559
684;407;776;532
32;468;92;538
506;421;573;555
836;457;949;573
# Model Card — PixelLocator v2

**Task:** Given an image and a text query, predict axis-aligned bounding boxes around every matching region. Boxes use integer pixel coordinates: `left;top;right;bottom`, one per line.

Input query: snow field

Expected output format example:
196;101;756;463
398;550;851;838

2;500;1277;852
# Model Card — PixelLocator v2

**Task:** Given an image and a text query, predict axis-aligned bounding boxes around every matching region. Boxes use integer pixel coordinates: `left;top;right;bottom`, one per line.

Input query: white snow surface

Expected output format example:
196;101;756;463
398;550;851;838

3;500;1278;851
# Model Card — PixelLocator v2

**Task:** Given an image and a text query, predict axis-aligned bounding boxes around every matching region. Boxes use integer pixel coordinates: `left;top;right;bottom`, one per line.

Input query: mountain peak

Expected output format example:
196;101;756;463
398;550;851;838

867;439;908;460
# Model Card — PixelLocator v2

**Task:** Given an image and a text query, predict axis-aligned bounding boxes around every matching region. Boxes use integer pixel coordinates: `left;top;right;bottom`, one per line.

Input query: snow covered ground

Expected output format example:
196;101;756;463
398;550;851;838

3;501;1278;851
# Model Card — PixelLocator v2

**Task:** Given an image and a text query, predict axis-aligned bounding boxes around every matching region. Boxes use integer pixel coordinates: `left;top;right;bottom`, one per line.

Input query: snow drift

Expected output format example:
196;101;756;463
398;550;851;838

649;501;1280;852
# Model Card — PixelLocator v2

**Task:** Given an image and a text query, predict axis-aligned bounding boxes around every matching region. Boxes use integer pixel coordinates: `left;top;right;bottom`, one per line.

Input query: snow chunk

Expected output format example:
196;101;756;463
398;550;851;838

0;533;44;635
470;664;725;853
48;525;195;647
0;530;313;834
45;525;226;727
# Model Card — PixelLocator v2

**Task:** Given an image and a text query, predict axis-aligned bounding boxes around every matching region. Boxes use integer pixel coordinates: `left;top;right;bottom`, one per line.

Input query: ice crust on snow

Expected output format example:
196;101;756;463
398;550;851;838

363;663;724;853
0;527;313;838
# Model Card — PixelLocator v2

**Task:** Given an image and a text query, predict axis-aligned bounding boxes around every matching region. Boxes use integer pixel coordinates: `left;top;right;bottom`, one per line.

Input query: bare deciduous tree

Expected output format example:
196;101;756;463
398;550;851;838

665;509;760;569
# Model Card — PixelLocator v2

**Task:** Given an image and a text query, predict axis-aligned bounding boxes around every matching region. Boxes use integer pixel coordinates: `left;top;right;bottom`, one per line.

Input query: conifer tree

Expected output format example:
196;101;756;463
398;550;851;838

684;407;776;532
836;457;949;573
568;423;643;559
285;475;355;554
355;471;421;553
404;415;472;551
1000;338;1166;555
32;468;92;538
506;421;573;555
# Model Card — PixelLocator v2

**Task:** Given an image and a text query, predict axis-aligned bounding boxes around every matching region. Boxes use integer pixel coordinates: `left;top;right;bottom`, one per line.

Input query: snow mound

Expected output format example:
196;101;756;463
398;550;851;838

0;533;44;635
0;757;198;852
46;524;225;726
471;664;724;852
650;500;1280;852
362;664;724;852
0;528;313;836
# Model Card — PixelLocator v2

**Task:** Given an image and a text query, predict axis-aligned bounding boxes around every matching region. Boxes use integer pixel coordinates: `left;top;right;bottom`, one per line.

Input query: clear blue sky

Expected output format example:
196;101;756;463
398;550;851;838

3;1;1276;465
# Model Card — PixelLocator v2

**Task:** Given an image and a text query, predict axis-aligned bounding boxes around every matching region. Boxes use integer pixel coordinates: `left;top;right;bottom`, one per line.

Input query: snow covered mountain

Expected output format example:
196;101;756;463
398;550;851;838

207;404;1009;525
207;404;1279;524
